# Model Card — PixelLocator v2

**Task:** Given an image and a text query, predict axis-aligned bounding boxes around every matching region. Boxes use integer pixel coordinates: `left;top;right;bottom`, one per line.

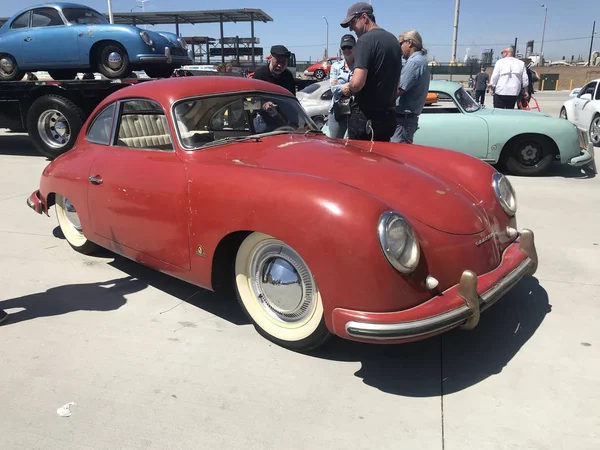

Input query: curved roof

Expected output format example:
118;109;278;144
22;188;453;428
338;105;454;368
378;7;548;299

95;76;295;111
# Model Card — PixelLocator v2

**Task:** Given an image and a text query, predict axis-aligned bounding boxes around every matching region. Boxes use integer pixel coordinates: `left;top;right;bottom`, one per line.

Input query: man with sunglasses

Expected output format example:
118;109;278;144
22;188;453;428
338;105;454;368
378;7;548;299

339;2;402;142
252;45;296;95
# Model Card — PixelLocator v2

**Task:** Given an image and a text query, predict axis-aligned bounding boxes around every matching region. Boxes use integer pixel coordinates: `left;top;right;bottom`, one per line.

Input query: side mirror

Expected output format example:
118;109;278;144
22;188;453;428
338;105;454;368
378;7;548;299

580;93;592;100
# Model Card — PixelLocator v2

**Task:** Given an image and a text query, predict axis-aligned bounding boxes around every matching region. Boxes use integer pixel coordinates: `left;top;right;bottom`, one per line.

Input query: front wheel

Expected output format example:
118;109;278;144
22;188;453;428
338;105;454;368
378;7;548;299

234;232;331;351
55;194;99;254
314;69;326;81
589;115;600;147
504;136;554;176
96;44;131;79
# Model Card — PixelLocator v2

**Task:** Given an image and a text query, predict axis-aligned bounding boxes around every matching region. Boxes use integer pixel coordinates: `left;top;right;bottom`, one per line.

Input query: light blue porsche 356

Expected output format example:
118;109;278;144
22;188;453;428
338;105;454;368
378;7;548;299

0;2;192;80
318;80;594;176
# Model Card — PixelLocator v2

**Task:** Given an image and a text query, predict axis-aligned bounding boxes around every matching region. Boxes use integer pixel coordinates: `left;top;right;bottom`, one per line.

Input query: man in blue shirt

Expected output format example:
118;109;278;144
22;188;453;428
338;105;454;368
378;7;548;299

391;30;430;144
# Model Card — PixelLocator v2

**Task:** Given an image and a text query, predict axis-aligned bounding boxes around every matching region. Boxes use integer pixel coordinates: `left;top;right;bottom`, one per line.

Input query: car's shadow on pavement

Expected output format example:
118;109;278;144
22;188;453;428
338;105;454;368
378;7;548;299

309;277;550;397
499;162;596;179
0;133;46;158
0;276;146;325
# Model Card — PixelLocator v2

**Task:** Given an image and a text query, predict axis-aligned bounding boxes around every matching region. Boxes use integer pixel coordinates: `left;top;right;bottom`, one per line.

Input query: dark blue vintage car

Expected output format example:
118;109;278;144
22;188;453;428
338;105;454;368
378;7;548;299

0;2;193;80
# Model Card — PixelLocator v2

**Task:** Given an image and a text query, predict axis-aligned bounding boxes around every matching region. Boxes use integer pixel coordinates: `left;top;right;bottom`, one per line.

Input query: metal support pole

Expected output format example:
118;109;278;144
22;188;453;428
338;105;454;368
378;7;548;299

250;12;255;67
588;20;596;66
513;37;518;56
540;5;547;67
322;16;329;58
175;16;179;37
219;14;225;64
451;0;460;64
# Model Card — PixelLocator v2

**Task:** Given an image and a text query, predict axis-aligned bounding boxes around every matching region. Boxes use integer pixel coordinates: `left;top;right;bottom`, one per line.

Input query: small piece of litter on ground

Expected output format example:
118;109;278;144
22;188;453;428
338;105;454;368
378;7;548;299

57;402;76;417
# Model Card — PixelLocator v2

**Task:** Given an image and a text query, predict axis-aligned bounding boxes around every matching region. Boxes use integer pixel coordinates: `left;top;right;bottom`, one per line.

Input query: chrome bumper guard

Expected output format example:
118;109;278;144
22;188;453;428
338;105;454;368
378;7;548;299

345;229;538;341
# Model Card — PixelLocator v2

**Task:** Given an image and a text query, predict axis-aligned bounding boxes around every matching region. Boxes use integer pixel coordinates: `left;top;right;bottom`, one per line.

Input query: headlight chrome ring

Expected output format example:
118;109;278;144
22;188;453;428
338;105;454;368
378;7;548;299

377;211;420;274
177;37;188;50
492;172;517;216
140;31;153;46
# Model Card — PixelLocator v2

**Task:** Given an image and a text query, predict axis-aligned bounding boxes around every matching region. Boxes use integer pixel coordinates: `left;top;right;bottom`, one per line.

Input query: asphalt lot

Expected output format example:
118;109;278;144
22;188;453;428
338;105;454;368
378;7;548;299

1;90;599;450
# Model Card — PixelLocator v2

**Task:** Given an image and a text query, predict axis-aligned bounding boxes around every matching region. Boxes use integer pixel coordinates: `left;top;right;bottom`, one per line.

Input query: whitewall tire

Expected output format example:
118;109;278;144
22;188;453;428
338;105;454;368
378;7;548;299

55;194;99;254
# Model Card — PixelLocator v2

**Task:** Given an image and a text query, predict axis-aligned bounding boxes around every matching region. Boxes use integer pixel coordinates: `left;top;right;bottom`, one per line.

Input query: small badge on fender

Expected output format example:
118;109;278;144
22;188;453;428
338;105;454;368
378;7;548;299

195;245;205;257
475;234;494;246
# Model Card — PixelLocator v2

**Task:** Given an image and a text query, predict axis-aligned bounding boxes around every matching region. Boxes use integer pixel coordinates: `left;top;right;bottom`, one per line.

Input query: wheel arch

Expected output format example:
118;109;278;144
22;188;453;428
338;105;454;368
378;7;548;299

500;132;559;161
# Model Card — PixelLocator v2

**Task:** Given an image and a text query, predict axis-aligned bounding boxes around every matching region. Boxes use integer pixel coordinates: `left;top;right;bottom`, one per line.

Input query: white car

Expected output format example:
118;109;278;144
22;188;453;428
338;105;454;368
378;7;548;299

296;81;333;129
560;79;600;146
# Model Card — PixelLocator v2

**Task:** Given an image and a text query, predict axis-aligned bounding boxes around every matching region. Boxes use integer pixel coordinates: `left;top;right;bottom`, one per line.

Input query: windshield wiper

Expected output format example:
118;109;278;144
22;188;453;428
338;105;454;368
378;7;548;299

304;129;324;135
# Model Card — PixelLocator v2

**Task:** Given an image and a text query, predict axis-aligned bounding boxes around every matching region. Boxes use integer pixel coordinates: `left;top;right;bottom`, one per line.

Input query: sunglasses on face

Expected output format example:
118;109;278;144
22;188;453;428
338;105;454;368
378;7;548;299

341;46;353;51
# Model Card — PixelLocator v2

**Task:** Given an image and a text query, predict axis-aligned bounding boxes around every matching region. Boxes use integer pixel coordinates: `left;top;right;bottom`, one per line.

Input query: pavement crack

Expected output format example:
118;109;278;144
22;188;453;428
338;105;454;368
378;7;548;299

159;290;201;315
0;230;48;237
536;278;600;287
0;192;29;202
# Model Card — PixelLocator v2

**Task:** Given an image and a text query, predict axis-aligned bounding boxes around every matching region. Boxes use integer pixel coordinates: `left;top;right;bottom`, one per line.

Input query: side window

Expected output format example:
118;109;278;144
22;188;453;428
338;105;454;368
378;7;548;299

420;92;460;114
31;8;64;27
320;89;333;101
595;84;600;100
116;100;173;151
86;104;116;145
10;11;30;29
579;82;596;98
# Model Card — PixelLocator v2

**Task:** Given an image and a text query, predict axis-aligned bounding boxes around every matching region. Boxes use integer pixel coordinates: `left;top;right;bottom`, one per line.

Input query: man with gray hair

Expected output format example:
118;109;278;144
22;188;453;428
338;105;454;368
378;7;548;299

391;30;430;144
489;46;529;109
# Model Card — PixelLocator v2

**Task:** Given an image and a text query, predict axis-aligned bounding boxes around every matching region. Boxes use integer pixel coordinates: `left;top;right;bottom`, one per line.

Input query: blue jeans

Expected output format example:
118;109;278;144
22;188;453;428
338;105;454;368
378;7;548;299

390;116;419;144
327;113;349;138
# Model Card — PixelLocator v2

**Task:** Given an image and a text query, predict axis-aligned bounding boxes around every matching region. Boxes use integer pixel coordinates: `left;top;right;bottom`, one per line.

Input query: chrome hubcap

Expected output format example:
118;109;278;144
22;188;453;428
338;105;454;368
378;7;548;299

64;198;83;235
590;119;600;143
37;110;70;149
560;109;567;119
249;241;316;324
107;51;123;70
0;56;16;75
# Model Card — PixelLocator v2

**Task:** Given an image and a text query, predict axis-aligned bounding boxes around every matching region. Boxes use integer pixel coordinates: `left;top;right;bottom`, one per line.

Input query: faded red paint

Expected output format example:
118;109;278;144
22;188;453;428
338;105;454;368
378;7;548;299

28;76;532;344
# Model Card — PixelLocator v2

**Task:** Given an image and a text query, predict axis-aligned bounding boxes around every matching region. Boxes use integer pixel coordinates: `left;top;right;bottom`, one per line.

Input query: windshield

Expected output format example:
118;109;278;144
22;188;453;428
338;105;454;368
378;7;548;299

62;8;109;25
173;92;319;150
454;87;481;112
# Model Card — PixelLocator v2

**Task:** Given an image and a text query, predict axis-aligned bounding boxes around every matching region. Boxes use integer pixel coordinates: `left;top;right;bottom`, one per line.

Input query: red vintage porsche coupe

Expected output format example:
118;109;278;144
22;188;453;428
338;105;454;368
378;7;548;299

27;76;538;351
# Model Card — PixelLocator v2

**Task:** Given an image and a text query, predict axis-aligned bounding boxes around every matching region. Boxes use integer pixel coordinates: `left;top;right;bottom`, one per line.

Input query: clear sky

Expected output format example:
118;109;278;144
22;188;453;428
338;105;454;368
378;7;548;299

1;0;598;63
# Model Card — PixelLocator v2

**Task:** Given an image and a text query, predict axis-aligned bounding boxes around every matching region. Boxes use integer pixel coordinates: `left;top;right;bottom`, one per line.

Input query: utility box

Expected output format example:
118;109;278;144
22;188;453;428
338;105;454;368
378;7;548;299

540;73;559;91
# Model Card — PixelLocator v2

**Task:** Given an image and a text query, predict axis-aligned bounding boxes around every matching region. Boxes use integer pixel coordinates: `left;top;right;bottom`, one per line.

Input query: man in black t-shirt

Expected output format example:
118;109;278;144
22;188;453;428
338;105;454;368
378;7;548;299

339;2;402;142
252;45;296;95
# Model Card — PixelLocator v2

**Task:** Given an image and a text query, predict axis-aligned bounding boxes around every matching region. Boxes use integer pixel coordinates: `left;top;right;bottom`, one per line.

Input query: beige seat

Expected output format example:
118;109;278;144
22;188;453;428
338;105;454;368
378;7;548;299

118;114;173;150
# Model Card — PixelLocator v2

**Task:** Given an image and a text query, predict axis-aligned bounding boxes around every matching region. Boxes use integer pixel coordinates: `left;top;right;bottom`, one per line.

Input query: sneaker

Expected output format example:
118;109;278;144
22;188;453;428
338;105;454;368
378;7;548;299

0;309;7;324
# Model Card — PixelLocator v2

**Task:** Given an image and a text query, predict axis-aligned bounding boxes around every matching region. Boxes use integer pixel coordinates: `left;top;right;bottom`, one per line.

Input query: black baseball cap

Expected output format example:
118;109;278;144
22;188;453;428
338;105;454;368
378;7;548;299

340;2;373;28
270;45;291;58
340;34;356;48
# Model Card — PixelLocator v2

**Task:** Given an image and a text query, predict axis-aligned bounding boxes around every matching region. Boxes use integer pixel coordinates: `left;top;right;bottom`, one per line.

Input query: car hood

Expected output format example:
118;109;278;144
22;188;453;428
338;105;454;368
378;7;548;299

216;135;489;235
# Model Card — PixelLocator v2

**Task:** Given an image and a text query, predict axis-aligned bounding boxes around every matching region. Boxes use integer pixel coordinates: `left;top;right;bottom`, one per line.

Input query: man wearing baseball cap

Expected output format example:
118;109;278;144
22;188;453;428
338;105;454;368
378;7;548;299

339;2;402;141
252;45;296;94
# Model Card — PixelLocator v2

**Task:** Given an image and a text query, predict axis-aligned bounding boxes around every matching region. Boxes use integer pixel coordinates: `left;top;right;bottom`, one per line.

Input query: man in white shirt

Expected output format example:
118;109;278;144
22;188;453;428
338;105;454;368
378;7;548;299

489;47;529;109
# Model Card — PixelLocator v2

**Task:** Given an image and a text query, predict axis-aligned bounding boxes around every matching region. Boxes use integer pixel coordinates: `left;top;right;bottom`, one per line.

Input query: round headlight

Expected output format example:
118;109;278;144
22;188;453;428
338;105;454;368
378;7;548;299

377;211;420;274
140;31;153;46
492;172;517;216
177;38;188;49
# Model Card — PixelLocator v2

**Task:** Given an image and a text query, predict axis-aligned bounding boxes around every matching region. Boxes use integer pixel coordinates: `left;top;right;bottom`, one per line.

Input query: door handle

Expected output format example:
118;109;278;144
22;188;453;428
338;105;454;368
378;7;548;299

24;37;32;42
89;175;103;185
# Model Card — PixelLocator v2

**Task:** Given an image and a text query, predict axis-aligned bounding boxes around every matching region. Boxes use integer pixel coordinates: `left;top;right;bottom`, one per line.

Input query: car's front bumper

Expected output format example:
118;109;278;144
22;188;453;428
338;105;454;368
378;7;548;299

331;229;538;343
569;140;597;174
27;189;44;214
135;46;192;65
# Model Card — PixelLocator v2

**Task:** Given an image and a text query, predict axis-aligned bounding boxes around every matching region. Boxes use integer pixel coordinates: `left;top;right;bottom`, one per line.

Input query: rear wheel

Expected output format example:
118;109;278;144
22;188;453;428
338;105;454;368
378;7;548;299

504;136;554;176
0;53;24;81
55;194;99;254
234;232;331;351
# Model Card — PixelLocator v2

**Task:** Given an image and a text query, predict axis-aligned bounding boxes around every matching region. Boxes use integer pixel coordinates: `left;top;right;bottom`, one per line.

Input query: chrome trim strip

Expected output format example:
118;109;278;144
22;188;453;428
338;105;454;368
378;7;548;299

345;256;533;341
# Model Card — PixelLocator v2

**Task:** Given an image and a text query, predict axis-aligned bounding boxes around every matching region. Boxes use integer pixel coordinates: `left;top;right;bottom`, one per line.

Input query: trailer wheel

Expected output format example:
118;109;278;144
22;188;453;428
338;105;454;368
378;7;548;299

27;95;86;160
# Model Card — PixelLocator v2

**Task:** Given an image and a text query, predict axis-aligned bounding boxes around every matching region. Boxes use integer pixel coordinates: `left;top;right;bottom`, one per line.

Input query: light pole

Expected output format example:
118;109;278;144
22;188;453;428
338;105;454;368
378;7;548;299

450;0;460;64
540;4;548;66
322;16;329;59
107;0;114;24
588;21;597;66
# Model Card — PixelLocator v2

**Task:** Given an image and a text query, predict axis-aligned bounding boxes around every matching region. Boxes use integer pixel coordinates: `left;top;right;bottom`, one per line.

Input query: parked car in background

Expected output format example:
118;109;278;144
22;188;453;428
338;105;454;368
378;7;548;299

303;57;341;80
322;80;593;176
297;80;438;129
560;79;600;147
27;75;538;352
0;2;192;81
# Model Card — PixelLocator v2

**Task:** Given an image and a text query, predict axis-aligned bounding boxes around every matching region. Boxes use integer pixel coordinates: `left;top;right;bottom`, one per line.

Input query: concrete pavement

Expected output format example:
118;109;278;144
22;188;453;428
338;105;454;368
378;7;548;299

0;90;599;449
